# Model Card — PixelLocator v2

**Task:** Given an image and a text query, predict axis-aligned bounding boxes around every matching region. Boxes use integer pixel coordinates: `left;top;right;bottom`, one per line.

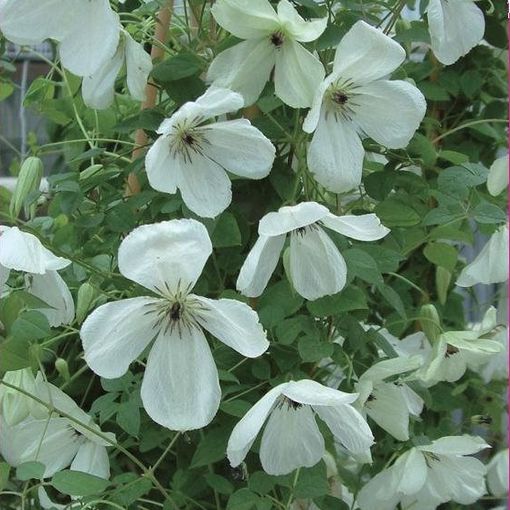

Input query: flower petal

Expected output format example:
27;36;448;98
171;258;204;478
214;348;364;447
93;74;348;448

211;0;279;39
274;39;325;108
456;224;508;286
70;441;110;479
145;135;180;194
0;227;70;274
125;33;152;101
289;225;347;300
419;435;489;456
276;0;327;42
81;42;124;109
236;234;286;297
283;379;358;406
314;403;374;456
307;112;364;193
259;202;329;236
260;404;324;475
357;468;401;510
118;219;212;293
26;271;75;327
321;213;390;241
227;384;286;467
194;86;245;119
393;448;428;495
59;0;120;77
202;119;275;179
207;39;275;107
141;326;221;430
333;21;405;84
0;264;10;291
81;297;160;379
427;0;484;65
193;296;269;357
353;80;426;149
487;155;508;197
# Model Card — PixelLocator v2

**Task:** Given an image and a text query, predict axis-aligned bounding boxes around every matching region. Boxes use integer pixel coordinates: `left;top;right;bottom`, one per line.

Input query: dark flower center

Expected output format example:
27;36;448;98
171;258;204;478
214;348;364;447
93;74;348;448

270;31;285;47
332;91;349;105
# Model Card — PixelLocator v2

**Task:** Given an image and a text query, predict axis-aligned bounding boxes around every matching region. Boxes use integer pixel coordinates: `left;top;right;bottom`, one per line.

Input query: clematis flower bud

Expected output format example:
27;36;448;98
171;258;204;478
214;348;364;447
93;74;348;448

419;304;441;343
9;157;43;219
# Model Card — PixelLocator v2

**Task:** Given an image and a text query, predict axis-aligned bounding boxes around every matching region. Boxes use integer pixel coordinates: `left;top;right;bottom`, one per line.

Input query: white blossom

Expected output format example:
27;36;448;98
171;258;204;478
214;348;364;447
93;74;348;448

487;154;509;197
426;0;485;65
145;87;276;218
207;0;327;107
357;436;490;510
237;201;390;300
81;219;269;431
303;21;426;193
486;449;509;499
227;379;374;475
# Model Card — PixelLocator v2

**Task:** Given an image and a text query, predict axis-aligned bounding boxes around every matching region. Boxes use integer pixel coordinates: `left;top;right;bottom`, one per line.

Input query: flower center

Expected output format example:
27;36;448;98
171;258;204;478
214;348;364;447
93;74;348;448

168;124;208;163
445;344;459;358
278;396;303;410
294;223;318;237
270;31;285;48
325;79;359;121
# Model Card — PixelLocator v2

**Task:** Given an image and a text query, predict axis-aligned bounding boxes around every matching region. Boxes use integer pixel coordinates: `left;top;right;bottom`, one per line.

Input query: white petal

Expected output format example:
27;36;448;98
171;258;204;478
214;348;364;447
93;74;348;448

360;355;422;383
314;403;374;456
81;42;124;110
274;39;325;108
392;448;428;495
357;468;401;510
211;0;279;39
81;297;160;379
419;435;489;456
282;379;358;406
125;33;152;101
0;369;36;426
307;112;364;193
236;234;286;297
0;264;10;291
276;0;327;42
59;0;120;77
0;227;70;274
365;383;411;441
70;441;110;479
427;0;485;65
321;213;390;241
145;135;179;194
0;417;80;478
141;326;221;431
193;296;269;357
0;0;70;45
289;225;347;300
175;154;232;218
486;449;509;498
201;119;275;178
118;219;212;293
333;21;405;84
401;384;424;417
26;271;75;327
354;80;426;148
259;202;329;237
260;404;324;475
302;73;337;133
227;384;287;467
487;155;509;197
38;487;66;510
456;225;509;286
207;39;275;107
194;86;245;118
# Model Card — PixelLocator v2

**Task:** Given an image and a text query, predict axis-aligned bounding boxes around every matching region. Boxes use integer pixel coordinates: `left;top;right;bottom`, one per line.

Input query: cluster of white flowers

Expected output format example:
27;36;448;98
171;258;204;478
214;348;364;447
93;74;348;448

0;0;506;509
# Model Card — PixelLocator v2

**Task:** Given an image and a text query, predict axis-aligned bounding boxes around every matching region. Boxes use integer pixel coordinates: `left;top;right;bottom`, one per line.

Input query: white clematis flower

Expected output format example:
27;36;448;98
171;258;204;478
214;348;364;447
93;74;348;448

0;368;35;426
81;219;269;431
456;224;508;287
0;372;114;479
82;31;153;110
303;21;426;193
357;435;490;510
0;0;120;77
356;356;424;441
227;379;374;475
487;154;509;197
145;87;276;218
236;201;390;300
0;226;75;327
486;449;509;499
207;0;327;107
426;0;485;66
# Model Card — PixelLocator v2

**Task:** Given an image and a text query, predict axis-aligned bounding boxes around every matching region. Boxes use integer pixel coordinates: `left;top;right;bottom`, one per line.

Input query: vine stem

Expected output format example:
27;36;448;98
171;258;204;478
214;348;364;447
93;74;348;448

431;118;507;144
0;380;180;510
127;0;175;196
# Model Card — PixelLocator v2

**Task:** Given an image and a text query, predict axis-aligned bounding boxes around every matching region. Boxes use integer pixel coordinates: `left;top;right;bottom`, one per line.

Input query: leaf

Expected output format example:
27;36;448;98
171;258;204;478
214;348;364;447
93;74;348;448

116;399;141;437
472;201;507;224
294;463;329;499
111;477;153;506
11;310;50;341
152;53;203;83
51;470;110;497
374;197;421;227
343;249;383;285
0;463;10;491
407;133;437;167
212;213;242;248
227;489;260;510
364;171;397;201
298;336;333;362
307;287;367;317
205;473;234;495
423;242;457;271
313;495;350;510
248;472;275;495
191;428;230;468
377;284;406;319
0;338;31;372
16;461;45;481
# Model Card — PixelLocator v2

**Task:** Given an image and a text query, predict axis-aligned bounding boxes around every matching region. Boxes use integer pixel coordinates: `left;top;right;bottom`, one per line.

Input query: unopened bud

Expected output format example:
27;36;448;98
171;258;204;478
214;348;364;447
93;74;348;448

471;414;492;425
55;358;70;382
10;157;43;218
79;164;103;181
435;266;451;305
76;282;96;324
420;304;441;343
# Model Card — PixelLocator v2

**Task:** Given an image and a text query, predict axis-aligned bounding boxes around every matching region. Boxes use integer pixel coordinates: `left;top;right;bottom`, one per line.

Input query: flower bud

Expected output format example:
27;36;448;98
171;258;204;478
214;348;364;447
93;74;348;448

419;304;441;343
55;358;70;382
471;414;492;425
79;164;103;181
9;157;43;218
76;282;96;324
435;266;451;305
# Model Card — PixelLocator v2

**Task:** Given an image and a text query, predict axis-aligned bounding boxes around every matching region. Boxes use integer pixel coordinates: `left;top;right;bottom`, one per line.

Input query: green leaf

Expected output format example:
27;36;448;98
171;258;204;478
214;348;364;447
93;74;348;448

377;284;406;319
418;82;449;101
248;472;275;495
313;495;349;510
407;133;437;167
375;197;421;227
51;470;110;497
423;242;458;271
0;463;10;491
191;428;230;468
111;477;153;506
152;53;203;83
307;287;367;317
227;488;260;510
116;399;141;437
294;463;329;499
0;338;31;372
298;336;333;362
343;249;383;285
472;201;507;224
11;310;50;341
212;213;242;248
16;461;45;481
438;150;469;165
205;473;234;495
364;170;396;201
